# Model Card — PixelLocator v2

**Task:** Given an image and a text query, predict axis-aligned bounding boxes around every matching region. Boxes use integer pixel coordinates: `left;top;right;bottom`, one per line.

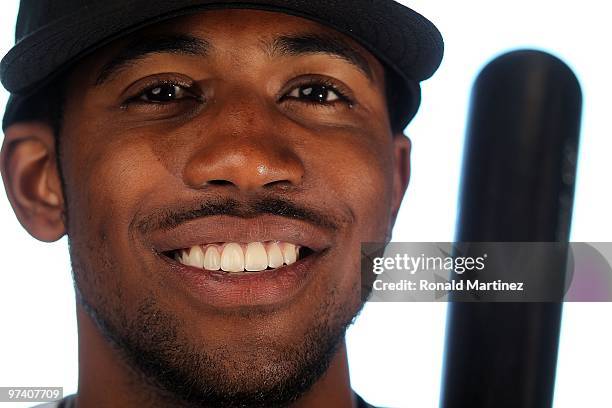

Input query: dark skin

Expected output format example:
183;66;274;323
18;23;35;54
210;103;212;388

1;9;410;408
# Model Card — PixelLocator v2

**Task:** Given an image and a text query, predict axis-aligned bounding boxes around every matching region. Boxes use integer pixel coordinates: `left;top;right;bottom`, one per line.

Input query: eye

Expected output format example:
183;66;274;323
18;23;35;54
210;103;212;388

284;83;349;105
137;83;195;103
120;75;205;117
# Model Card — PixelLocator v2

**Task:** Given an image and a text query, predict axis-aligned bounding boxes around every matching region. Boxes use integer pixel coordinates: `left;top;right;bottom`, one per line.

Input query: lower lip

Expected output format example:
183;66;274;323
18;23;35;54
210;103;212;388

158;250;326;309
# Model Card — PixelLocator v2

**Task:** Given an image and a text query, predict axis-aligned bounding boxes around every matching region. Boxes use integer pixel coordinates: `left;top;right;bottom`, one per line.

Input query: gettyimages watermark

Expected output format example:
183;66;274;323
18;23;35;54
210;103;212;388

360;242;612;302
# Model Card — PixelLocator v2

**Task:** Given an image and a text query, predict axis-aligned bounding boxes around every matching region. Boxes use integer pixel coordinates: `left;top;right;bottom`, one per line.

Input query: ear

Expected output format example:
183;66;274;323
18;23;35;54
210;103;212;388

0;122;66;242
389;133;411;228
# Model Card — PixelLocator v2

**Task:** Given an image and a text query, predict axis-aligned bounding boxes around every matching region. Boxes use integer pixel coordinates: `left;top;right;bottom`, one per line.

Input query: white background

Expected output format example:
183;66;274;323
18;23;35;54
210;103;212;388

1;1;610;407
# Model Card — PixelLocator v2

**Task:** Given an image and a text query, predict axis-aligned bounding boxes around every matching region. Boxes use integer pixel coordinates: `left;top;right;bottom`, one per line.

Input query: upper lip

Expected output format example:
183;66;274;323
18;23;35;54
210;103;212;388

144;214;334;254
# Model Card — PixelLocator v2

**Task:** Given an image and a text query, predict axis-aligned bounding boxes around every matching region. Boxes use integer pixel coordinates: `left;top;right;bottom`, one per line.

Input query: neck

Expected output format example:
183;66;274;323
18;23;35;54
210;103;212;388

75;305;356;408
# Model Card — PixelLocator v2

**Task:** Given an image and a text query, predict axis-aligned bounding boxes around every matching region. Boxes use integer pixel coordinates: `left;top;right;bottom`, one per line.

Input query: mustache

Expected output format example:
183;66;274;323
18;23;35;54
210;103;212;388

134;196;346;235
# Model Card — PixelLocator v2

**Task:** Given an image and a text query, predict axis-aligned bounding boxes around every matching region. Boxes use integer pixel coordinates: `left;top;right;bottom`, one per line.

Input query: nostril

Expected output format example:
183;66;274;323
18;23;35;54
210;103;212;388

207;179;235;187
263;179;294;189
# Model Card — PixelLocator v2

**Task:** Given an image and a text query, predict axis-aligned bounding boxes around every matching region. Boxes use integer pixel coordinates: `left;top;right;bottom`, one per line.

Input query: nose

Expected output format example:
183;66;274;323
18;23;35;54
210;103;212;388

182;125;305;192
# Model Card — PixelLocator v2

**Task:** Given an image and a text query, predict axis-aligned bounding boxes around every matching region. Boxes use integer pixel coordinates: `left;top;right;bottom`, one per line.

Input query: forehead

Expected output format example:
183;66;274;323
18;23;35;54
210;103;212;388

158;9;376;55
86;8;386;81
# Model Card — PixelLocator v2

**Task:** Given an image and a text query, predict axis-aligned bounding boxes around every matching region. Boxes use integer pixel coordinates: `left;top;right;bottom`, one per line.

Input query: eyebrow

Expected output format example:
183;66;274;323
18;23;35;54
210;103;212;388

269;34;374;80
94;34;210;85
94;32;373;86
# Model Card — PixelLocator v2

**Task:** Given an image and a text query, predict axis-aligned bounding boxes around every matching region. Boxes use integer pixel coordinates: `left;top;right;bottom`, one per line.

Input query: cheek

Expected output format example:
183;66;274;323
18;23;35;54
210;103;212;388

298;128;394;300
306;129;394;239
69;141;161;224
62;131;171;291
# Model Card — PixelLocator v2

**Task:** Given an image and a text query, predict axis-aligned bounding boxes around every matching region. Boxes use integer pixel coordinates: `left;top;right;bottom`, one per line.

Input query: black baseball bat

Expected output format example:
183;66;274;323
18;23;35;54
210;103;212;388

440;50;582;408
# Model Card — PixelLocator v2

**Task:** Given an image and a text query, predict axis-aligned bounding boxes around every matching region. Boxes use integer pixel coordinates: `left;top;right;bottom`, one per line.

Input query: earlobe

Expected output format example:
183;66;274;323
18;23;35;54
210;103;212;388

1;122;66;242
390;133;411;229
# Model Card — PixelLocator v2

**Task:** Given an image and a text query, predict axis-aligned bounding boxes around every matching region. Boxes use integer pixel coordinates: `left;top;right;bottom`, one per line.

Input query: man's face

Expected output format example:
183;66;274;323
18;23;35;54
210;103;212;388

53;9;407;407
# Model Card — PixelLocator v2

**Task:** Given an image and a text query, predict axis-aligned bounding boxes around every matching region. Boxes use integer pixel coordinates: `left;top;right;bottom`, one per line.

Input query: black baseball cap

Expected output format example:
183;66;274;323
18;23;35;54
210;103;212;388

0;0;444;131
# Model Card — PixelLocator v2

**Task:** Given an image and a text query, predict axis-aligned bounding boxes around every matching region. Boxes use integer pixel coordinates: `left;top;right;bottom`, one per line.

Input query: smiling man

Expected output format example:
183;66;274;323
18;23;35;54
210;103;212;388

0;1;442;407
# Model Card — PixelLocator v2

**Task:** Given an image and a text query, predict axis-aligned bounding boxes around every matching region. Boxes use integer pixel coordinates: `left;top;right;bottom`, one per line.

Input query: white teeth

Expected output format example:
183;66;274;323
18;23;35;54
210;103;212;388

245;242;269;272
221;243;245;273
203;246;221;271
176;242;304;272
281;243;297;265
184;246;205;268
267;242;284;269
